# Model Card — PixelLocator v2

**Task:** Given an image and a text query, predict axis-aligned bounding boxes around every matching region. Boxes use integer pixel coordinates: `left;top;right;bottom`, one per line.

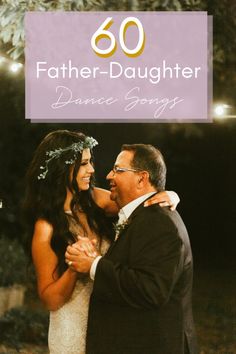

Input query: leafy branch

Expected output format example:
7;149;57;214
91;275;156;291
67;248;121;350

0;0;105;60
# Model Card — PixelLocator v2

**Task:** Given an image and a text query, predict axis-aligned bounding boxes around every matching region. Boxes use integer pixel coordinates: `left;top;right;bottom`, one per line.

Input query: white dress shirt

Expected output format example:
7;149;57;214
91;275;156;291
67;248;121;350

90;192;156;280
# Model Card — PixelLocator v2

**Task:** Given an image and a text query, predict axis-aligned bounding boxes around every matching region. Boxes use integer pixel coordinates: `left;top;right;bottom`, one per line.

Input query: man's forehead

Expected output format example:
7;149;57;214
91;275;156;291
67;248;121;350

115;150;134;165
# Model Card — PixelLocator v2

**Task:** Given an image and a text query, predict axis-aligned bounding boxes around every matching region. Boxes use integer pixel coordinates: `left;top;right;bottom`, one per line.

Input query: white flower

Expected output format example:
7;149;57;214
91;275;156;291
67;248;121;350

113;220;130;241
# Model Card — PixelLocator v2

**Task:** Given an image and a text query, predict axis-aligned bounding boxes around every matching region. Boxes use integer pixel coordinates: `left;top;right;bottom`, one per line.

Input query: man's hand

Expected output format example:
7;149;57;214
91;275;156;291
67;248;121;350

65;239;100;273
144;190;180;211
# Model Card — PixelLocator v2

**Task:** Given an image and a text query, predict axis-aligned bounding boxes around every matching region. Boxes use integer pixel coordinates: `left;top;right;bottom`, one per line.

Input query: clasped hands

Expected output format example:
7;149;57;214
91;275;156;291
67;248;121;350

65;191;179;273
65;236;100;273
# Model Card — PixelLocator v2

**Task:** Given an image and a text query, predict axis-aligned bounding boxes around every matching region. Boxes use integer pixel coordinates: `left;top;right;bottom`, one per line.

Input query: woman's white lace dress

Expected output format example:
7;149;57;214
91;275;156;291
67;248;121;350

48;214;109;354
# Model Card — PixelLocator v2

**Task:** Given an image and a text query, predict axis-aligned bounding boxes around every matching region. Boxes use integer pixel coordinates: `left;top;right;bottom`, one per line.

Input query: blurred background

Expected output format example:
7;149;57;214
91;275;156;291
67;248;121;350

0;1;235;353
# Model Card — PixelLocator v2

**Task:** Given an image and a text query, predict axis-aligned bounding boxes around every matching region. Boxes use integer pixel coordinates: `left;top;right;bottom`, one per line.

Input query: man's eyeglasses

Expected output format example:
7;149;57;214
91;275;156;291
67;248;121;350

112;166;143;174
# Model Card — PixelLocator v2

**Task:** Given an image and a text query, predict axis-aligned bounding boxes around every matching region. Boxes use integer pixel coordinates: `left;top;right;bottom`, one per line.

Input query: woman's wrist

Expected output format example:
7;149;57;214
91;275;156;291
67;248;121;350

67;266;78;275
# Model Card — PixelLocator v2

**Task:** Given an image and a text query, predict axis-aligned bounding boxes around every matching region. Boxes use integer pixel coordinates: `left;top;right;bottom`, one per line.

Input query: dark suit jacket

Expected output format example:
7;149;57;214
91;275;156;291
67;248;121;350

86;198;198;354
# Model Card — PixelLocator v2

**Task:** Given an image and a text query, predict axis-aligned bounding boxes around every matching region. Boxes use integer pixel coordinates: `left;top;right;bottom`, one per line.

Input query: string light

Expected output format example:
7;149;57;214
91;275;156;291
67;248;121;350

0;53;23;74
9;62;23;73
214;104;230;119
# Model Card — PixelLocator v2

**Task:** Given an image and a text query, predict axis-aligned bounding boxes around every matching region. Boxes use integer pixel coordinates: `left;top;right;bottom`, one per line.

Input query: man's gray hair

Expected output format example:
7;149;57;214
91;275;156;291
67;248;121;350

121;144;166;191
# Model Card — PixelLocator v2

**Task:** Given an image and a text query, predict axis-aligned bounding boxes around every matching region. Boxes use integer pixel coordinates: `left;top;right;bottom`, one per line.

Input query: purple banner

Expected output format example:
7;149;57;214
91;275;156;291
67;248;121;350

25;12;212;122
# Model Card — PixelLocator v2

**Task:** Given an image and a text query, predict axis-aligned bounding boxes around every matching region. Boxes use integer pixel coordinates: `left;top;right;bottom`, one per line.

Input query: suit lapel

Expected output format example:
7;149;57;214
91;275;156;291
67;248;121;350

106;193;158;255
125;192;158;224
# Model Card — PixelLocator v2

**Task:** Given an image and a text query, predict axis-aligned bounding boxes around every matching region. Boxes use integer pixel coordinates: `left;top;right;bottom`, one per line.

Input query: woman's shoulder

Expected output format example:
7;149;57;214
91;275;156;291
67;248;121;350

92;187;118;216
31;219;56;265
33;218;53;242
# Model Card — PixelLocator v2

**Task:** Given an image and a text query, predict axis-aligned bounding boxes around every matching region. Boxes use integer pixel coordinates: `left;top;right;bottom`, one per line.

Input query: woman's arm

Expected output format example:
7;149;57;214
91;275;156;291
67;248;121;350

93;187;180;214
144;191;180;210
32;219;77;311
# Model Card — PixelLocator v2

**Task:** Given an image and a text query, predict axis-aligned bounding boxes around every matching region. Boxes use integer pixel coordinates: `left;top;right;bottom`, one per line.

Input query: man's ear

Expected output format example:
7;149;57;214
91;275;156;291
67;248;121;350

137;171;149;188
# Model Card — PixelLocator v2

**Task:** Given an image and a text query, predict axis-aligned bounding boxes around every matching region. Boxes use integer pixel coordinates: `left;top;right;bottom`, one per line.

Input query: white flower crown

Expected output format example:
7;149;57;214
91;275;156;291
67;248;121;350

38;136;98;180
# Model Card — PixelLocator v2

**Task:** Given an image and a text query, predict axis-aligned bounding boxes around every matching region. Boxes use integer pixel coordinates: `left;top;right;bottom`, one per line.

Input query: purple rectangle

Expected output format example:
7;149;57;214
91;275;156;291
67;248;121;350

25;12;212;122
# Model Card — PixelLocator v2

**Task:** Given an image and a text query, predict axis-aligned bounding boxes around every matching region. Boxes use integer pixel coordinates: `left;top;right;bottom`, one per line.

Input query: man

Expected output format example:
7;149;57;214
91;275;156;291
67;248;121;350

66;144;198;354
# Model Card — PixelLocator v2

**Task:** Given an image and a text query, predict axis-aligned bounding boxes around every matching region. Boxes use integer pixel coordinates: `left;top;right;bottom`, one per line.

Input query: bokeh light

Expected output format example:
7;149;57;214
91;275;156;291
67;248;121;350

0;56;6;66
214;103;231;119
9;62;23;73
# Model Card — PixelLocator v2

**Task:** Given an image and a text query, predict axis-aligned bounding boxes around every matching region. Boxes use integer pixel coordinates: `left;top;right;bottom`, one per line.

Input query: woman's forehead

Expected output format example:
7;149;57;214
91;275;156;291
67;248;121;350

81;148;91;159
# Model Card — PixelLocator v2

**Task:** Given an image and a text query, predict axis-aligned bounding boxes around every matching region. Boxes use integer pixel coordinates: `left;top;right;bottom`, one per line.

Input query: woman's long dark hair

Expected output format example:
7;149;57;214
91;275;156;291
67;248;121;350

23;130;114;275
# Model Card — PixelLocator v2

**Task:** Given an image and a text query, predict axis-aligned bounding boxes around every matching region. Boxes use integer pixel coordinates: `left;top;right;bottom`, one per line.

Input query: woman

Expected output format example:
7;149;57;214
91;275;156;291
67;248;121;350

23;130;179;354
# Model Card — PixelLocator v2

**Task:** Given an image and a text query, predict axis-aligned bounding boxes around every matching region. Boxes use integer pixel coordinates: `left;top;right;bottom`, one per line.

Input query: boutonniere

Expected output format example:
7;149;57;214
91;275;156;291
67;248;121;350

113;219;130;241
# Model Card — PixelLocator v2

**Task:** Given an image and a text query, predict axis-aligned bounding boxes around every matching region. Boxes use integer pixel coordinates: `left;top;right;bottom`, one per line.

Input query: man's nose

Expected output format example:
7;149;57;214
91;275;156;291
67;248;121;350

106;170;113;180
